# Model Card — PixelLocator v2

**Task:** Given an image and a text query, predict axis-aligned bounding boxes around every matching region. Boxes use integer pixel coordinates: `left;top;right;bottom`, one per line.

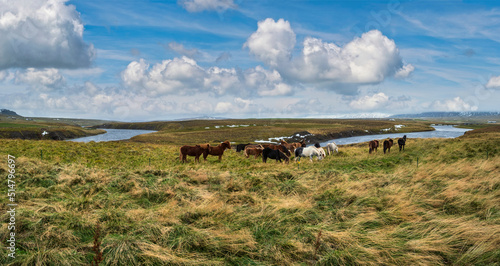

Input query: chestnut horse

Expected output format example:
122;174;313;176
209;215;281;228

244;147;263;158
369;140;379;154
383;139;394;154
179;145;209;163
203;140;231;161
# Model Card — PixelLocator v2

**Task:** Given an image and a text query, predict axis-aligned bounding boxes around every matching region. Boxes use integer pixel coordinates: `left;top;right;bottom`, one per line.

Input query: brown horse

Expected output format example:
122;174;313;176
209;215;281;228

383;139;393;154
179;145;208;163
203;140;231;161
369;140;379;154
280;140;297;153
244;147;263;158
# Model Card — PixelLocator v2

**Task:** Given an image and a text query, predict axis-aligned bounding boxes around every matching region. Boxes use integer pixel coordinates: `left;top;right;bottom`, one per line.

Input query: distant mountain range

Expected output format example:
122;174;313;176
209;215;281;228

390;112;500;118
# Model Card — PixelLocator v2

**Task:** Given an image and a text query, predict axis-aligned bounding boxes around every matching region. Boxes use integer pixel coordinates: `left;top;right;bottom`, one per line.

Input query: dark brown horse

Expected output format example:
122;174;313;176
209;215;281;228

369;140;379;154
383;139;394;154
262;147;289;164
398;135;407;152
203;140;231;161
179;145;209;163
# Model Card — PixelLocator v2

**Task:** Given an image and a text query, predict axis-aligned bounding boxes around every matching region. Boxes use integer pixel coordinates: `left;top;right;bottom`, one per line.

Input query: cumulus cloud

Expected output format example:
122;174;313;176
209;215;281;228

430;97;478;112
244;18;296;67
178;0;236;12
485;75;500;89
243;66;293;96
245;19;412;93
0;0;95;69
15;68;66;90
349;92;390;110
121;57;293;97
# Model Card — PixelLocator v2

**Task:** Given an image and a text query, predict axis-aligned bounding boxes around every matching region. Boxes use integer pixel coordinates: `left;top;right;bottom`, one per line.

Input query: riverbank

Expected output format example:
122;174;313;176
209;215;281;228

0;122;106;140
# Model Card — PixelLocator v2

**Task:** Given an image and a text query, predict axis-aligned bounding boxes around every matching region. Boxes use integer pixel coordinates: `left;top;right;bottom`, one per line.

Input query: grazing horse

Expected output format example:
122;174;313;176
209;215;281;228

179;145;208;163
262;147;289;164
369;140;379;154
267;144;291;157
325;142;339;155
203;140;231;161
236;143;251;152
244;147;263;158
280;140;297;153
383;139;394;154
398;135;407;152
295;146;324;162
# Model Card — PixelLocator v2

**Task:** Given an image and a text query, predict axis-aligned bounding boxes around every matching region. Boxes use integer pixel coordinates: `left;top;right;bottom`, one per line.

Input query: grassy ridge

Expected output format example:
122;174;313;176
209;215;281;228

0;128;499;265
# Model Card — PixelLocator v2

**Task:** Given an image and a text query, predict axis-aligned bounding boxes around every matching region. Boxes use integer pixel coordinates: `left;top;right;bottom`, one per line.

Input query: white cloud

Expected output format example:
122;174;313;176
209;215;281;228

15;68;66;90
121;57;294;97
349;92;389;110
121;57;206;96
394;64;415;79
0;0;95;69
245;19;411;94
485;75;500;89
430;97;478;112
243;66;293;96
178;0;236;12
245;18;296;67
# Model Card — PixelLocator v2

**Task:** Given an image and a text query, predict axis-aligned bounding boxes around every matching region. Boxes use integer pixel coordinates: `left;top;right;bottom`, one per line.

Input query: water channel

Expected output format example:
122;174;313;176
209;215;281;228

67;129;156;142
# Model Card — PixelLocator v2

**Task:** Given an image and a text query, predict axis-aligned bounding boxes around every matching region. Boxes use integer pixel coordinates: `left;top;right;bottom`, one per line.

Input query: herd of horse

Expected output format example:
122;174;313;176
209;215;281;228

369;135;407;154
179;135;408;163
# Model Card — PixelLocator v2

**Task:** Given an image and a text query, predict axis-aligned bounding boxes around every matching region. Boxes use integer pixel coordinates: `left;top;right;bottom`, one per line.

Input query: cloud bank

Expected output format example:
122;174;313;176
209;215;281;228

0;0;95;70
486;75;500;89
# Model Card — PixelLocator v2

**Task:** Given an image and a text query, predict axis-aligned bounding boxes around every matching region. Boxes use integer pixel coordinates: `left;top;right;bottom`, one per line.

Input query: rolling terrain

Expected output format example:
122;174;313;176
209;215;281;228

0;123;498;265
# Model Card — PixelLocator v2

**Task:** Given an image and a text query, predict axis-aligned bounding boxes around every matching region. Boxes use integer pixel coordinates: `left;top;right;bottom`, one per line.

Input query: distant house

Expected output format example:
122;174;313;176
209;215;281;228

487;121;497;124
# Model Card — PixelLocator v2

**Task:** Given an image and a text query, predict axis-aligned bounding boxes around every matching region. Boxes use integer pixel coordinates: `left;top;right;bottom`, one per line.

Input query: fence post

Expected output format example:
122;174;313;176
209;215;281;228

417;156;419;168
40;150;43;160
149;158;151;166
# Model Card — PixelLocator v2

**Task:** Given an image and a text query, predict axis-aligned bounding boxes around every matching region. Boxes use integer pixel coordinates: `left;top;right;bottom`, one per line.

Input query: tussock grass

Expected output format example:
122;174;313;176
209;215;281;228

0;128;499;265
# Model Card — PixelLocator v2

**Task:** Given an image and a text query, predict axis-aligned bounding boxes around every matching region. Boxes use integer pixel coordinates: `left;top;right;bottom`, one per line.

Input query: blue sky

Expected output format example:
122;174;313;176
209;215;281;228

1;0;499;121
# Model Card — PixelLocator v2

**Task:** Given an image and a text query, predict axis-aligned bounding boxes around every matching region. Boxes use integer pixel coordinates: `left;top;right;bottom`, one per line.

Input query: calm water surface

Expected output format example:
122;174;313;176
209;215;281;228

67;129;156;142
319;125;472;146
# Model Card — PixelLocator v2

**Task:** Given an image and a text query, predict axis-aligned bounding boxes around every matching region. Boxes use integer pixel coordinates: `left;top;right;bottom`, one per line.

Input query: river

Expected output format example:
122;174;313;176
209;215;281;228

318;125;472;146
67;129;156;143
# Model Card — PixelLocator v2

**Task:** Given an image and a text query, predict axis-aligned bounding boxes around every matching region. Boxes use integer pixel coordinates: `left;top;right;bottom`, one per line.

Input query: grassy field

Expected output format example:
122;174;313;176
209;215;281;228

0;124;499;265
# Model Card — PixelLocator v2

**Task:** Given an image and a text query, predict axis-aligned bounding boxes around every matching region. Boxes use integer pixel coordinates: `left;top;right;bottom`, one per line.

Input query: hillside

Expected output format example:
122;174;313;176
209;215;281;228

0;127;498;265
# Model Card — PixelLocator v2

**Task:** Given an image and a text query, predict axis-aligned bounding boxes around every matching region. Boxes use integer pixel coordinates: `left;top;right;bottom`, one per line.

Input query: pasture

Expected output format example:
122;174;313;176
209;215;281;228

0;127;499;265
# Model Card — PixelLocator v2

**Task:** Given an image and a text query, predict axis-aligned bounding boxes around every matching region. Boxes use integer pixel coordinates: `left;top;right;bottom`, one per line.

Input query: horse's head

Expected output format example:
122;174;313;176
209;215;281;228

222;140;231;150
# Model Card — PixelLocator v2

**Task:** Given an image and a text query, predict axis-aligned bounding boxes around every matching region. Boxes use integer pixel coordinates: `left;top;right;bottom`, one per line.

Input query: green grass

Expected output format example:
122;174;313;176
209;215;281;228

0;127;499;265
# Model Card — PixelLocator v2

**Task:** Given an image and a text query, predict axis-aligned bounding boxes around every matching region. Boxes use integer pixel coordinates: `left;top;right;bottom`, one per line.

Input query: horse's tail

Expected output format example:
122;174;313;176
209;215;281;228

243;148;248;158
179;147;184;161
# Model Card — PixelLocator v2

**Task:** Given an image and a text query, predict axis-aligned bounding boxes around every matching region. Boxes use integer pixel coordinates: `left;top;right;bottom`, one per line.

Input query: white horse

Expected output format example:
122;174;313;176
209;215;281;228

325;142;338;156
294;146;324;162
